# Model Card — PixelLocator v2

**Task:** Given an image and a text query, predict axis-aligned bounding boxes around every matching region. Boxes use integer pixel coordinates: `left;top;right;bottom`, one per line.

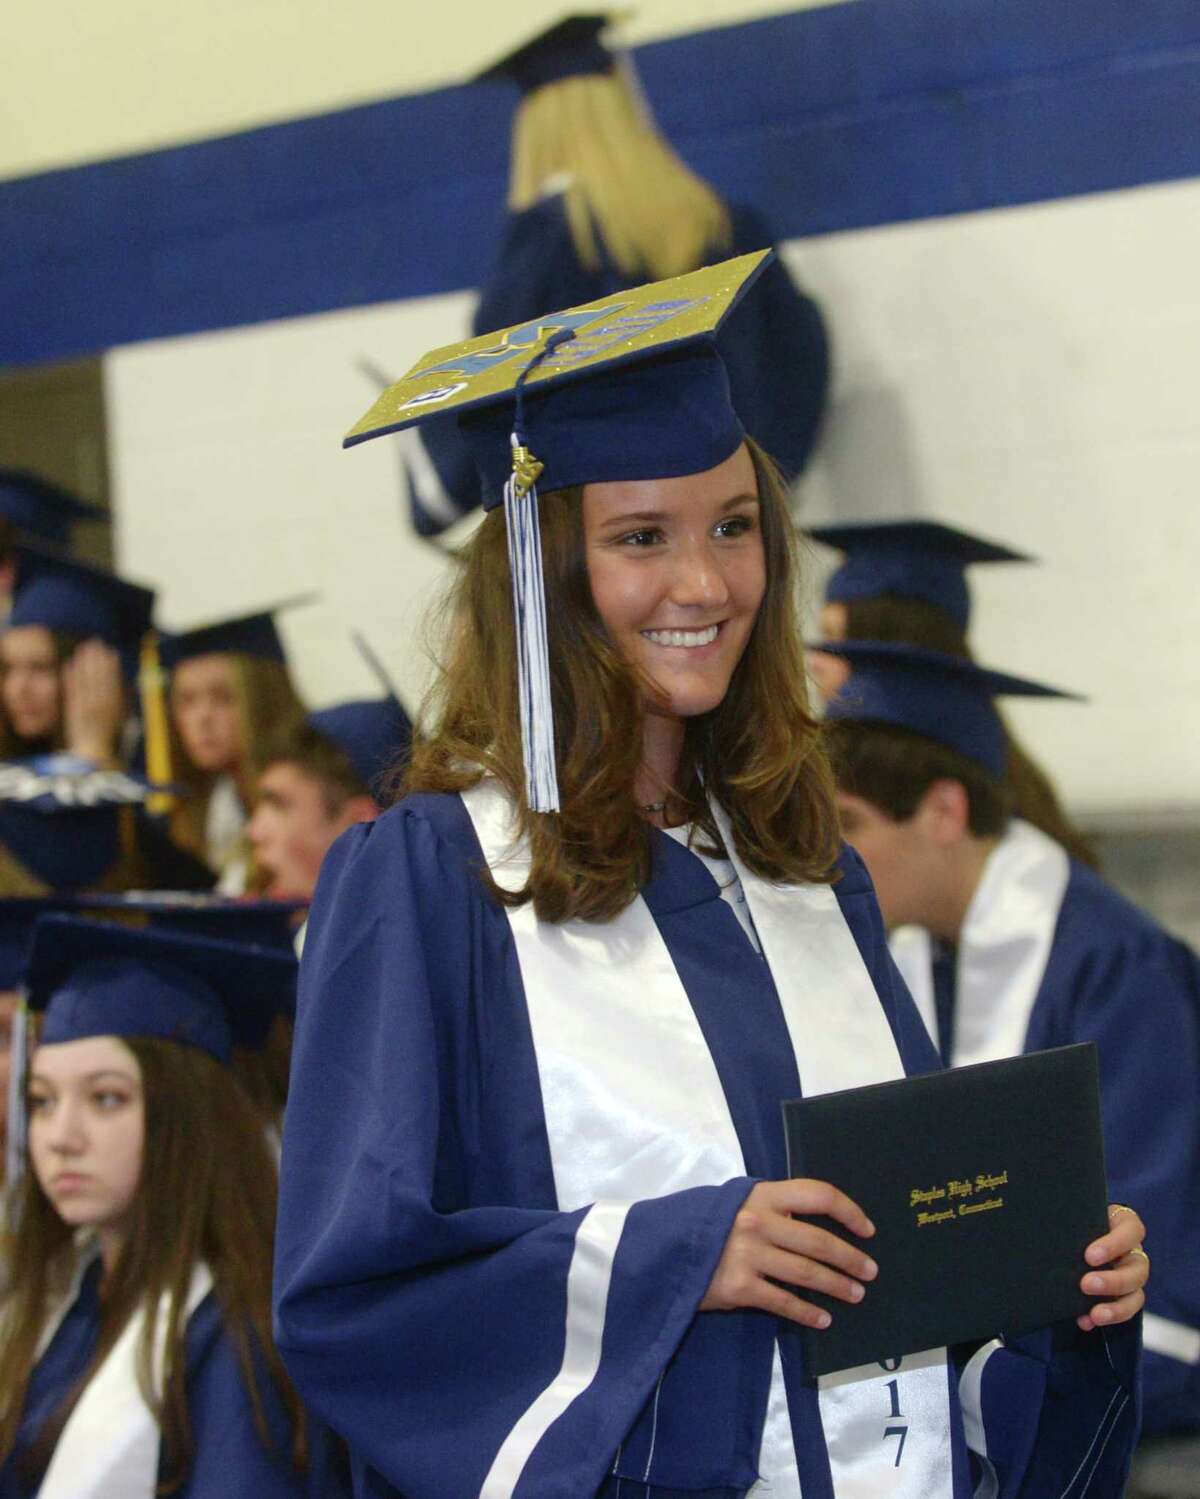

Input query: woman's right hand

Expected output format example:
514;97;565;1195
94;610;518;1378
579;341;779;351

701;1179;878;1329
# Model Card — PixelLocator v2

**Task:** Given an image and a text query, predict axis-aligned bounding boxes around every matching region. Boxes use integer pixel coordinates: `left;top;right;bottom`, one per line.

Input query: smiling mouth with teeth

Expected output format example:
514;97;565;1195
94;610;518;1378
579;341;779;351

640;624;722;648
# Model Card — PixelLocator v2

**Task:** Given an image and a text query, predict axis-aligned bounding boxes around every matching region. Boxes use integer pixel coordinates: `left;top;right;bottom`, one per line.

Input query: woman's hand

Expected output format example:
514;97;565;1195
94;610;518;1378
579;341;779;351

62;639;124;765
701;1179;877;1329
1077;1202;1149;1331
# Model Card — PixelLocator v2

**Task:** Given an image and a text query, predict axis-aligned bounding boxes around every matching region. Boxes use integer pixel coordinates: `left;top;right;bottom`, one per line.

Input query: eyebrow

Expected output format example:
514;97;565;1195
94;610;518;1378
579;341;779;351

29;1068;139;1086
598;492;760;529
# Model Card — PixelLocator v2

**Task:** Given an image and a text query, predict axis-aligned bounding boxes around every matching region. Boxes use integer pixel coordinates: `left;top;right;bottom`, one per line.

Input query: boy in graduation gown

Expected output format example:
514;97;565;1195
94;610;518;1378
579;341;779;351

407;14;828;537
805;518;1098;867
275;255;1146;1498
819;639;1200;1443
249;692;411;907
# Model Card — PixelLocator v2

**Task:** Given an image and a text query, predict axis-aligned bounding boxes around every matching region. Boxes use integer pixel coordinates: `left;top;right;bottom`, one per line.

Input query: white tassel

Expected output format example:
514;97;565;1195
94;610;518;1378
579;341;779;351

503;461;560;813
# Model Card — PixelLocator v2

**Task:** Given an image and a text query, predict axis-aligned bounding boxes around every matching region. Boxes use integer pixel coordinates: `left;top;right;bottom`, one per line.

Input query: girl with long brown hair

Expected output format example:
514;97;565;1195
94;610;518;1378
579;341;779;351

275;258;1146;1498
161;609;307;893
0;919;347;1499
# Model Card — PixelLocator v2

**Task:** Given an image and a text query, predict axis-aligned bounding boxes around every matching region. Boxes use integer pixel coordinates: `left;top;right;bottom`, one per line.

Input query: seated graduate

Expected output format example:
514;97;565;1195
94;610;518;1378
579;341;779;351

160;606;308;894
819;639;1199;1442
0;470;106;612
248;692;411;905
1;550;154;770
275;256;1147;1499
805;519;1098;866
0;917;349;1499
407;14;827;537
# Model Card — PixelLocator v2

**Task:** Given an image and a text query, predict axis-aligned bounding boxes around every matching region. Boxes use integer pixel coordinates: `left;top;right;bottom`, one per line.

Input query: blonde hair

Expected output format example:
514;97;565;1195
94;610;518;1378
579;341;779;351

509;69;731;281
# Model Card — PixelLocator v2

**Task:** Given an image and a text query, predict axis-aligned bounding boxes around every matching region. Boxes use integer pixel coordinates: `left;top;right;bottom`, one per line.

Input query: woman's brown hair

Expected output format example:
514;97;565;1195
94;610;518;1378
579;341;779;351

0;1037;306;1493
839;596;1100;868
400;438;841;922
167;654;306;871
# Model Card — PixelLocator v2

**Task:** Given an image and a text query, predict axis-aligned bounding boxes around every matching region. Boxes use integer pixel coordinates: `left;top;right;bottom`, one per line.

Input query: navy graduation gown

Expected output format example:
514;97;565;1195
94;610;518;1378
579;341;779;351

0;1259;345;1499
275;792;1139;1498
1022;862;1200;1438
409;197;828;535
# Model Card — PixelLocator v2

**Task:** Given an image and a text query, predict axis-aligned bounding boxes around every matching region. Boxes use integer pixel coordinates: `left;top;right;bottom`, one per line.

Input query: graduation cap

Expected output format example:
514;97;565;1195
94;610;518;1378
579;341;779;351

0;756;163;892
0;469;106;548
809;520;1032;634
476;14;615;93
70;891;307;953
8;548;154;653
304;632;412;795
817;640;1081;778
24;916;297;1064
159;595;316;669
0;898;65;990
345;251;771;811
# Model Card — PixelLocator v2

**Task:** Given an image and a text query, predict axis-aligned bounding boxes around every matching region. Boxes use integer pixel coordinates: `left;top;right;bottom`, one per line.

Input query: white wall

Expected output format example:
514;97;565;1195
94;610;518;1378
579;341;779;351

2;0;829;178
108;174;1200;817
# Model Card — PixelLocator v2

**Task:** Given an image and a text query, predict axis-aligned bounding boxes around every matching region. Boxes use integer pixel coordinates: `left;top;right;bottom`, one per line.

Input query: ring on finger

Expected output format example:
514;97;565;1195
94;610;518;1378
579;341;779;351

1129;1246;1149;1263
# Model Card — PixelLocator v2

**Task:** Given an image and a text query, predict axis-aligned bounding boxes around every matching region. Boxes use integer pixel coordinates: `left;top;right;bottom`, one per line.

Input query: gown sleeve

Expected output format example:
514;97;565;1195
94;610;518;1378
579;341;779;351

1040;879;1200;1438
178;1294;350;1498
273;800;754;1499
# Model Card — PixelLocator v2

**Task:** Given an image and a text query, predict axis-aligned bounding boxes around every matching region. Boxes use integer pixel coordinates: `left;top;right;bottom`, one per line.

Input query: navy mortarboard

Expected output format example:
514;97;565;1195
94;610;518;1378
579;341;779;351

347;251;771;810
817;640;1080;777
0;468;106;549
476;14;615;91
71;891;307;952
24;916;296;1063
307;700;412;798
0;756;166;893
810;520;1032;632
159;596;315;669
8;549;155;660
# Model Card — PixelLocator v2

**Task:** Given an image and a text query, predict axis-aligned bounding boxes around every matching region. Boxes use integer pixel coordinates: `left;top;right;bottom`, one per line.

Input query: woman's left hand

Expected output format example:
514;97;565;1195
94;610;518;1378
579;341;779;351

1077;1202;1148;1332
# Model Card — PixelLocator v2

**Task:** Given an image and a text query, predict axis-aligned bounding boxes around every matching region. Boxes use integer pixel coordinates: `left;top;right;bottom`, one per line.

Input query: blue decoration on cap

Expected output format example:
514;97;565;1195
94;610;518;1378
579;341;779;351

818;639;1081;777
9;548;154;652
159;596;316;669
0;757;161;891
0;470;105;547
810;520;1033;632
25;917;297;1063
476;14;614;94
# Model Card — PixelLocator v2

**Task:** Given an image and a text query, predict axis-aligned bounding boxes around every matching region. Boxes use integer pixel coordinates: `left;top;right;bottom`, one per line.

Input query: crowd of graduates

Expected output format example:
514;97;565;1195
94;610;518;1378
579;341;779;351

0;13;1197;1499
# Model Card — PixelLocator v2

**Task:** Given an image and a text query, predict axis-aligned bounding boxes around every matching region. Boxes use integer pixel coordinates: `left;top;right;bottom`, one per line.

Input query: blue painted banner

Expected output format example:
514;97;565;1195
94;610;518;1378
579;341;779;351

3;0;1199;365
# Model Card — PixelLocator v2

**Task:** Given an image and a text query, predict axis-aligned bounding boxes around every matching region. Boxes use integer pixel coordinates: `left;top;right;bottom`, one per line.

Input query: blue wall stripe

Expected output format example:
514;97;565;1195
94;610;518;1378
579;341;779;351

3;0;1200;366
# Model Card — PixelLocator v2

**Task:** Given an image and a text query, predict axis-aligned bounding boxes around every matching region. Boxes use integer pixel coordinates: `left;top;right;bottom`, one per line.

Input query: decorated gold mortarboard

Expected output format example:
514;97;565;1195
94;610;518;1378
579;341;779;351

344;249;773;812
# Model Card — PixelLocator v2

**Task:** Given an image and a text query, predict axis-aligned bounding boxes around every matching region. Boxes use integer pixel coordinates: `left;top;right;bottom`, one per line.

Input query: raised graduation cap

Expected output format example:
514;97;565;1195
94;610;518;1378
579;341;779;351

24;915;297;1064
159;595;316;669
345;250;771;811
818;639;1080;778
0;756;163;892
475;13;615;92
8;547;154;654
0;469;106;548
810;519;1033;633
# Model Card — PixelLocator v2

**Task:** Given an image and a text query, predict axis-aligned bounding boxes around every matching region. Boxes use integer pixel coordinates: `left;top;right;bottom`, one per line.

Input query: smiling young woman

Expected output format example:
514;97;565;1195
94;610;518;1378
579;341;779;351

275;257;1147;1499
400;435;837;923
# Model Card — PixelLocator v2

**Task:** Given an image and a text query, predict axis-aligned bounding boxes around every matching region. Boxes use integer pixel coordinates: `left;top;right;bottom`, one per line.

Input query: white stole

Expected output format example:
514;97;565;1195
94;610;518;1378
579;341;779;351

37;1261;213;1499
462;781;954;1499
889;821;1070;1068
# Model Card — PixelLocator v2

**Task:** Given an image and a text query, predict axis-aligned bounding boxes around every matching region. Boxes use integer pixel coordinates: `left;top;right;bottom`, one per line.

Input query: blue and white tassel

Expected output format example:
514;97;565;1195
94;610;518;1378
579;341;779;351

504;434;559;812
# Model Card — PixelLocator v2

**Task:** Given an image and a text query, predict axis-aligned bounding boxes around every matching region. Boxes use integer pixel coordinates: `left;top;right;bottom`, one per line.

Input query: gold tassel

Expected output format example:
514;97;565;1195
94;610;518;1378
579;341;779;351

138;632;175;816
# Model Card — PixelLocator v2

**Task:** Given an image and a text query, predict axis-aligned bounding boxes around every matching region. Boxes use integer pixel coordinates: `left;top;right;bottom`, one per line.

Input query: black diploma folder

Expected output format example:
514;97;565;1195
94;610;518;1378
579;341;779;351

782;1043;1110;1377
